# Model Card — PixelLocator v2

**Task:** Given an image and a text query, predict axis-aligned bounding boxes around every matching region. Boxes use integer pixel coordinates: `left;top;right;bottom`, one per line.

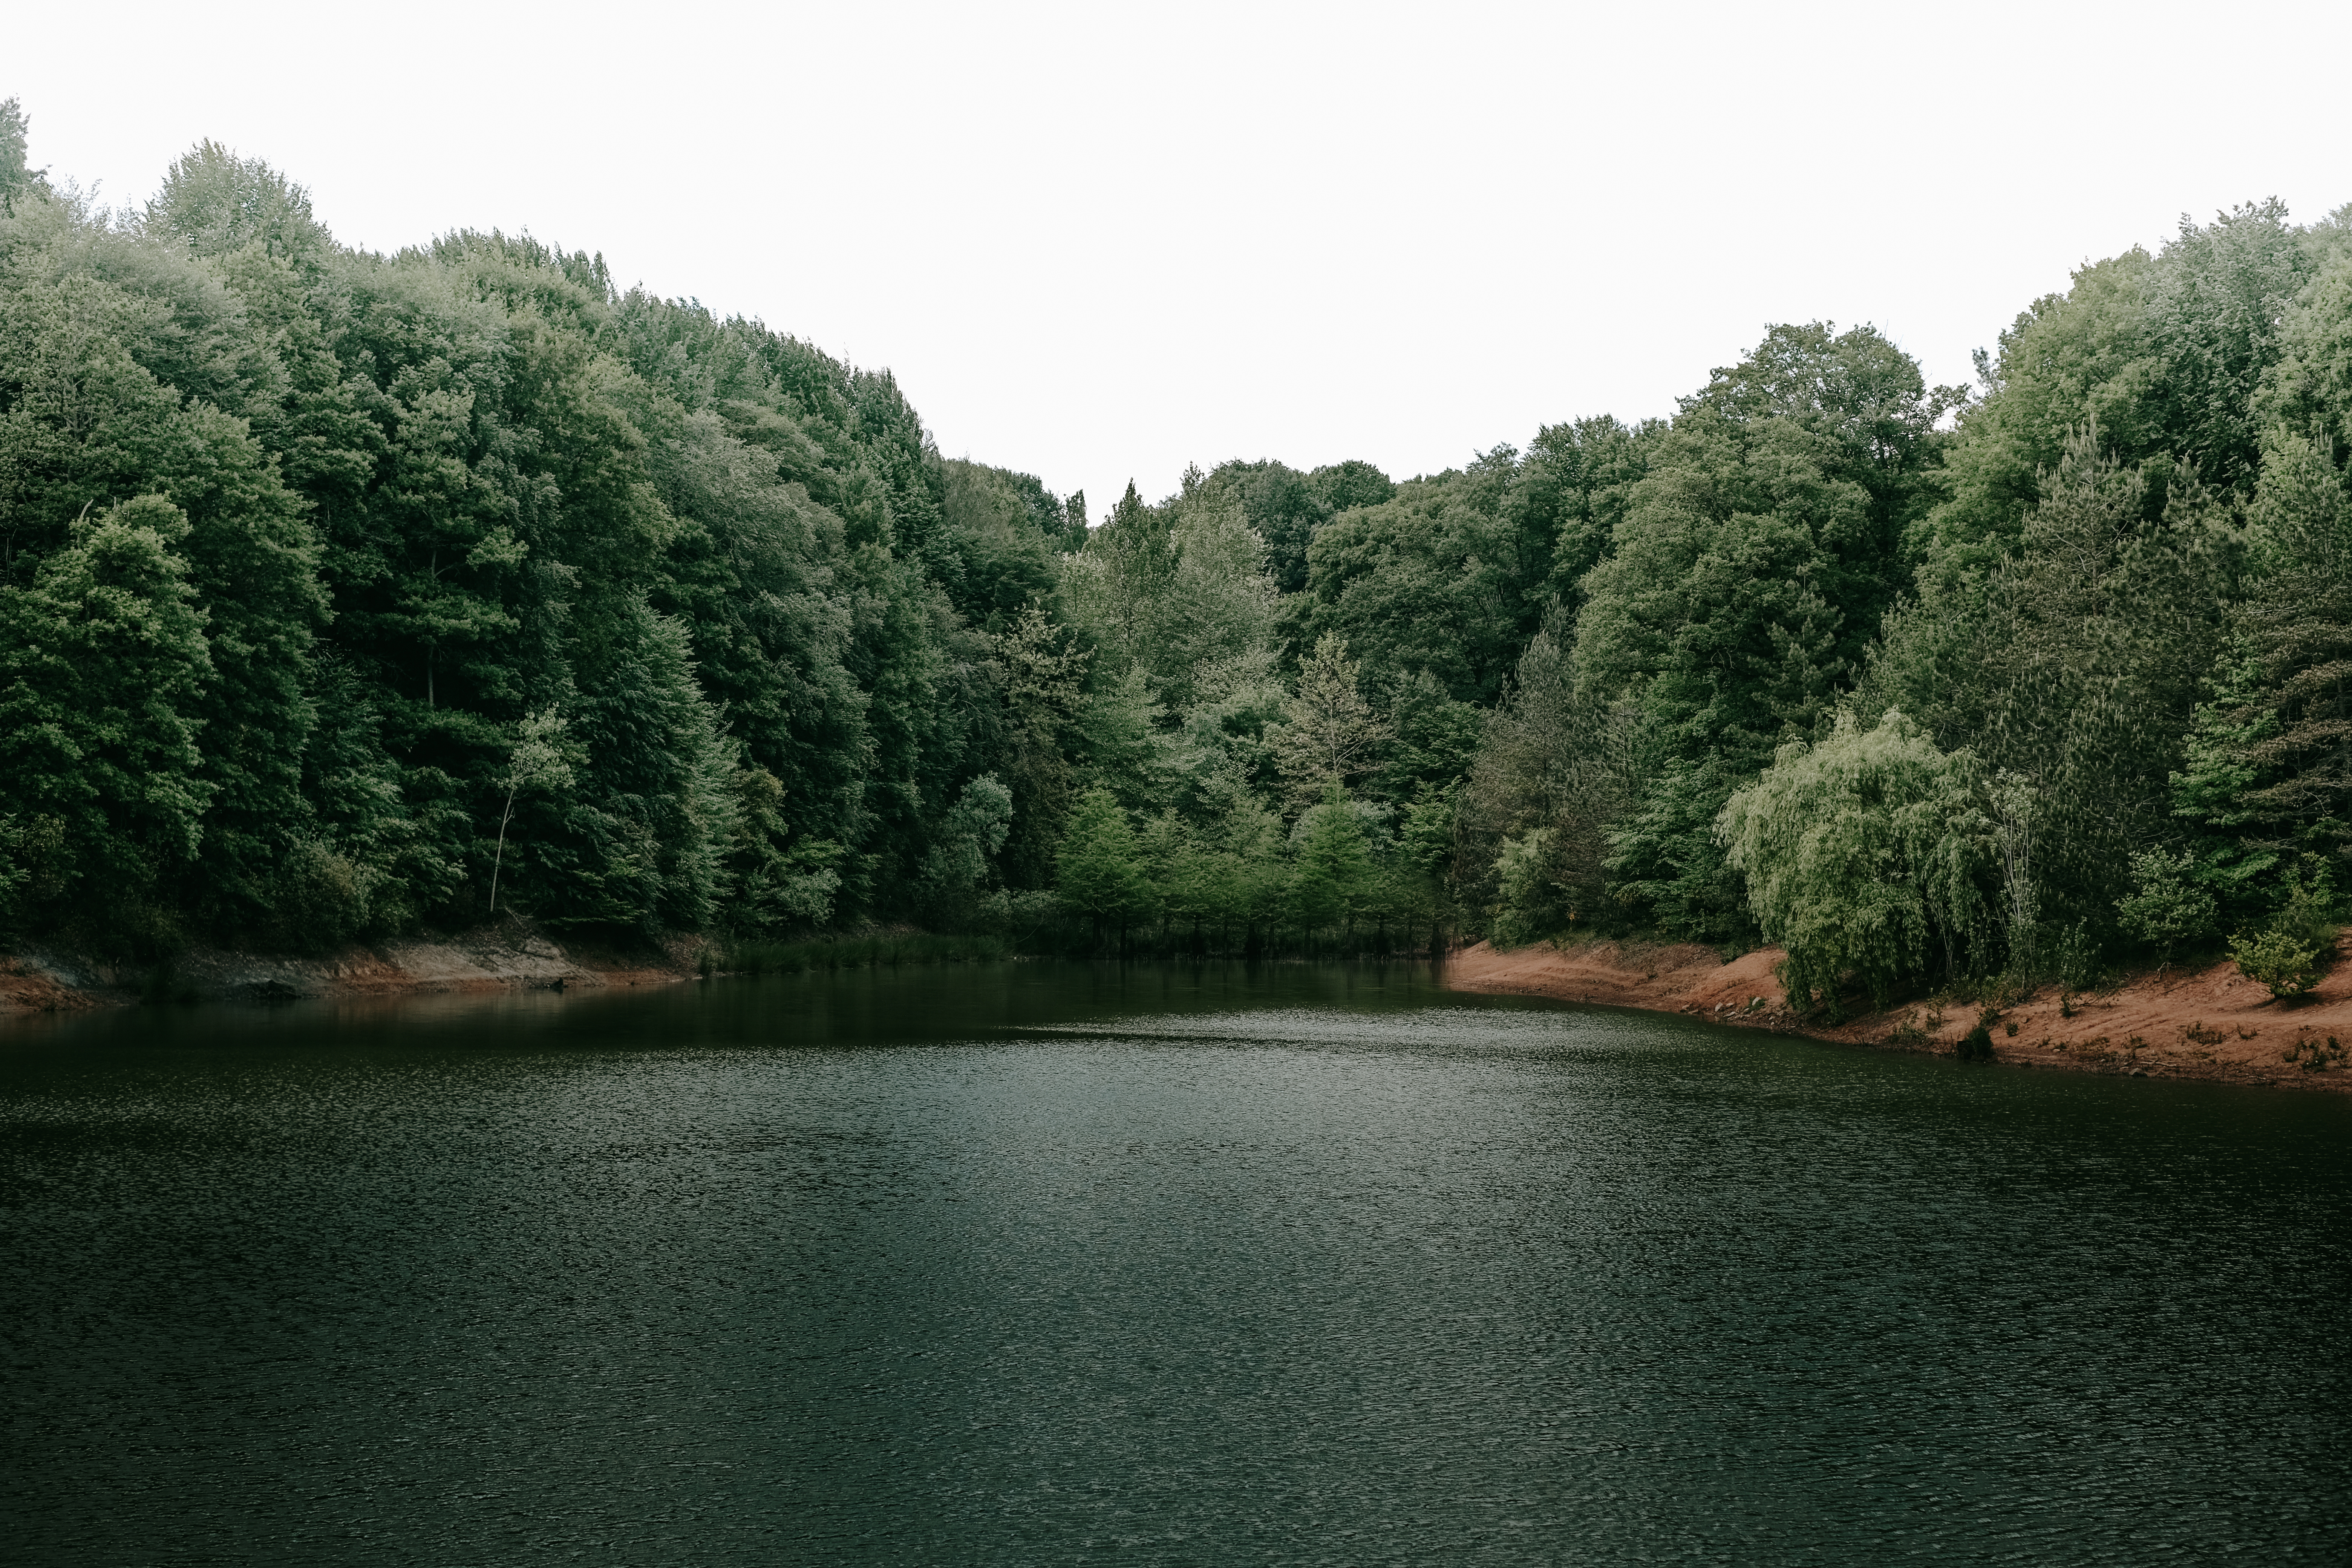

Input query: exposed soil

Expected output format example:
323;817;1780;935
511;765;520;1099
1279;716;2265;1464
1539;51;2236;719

16;921;2351;1095
1444;934;2352;1093
0;916;701;1015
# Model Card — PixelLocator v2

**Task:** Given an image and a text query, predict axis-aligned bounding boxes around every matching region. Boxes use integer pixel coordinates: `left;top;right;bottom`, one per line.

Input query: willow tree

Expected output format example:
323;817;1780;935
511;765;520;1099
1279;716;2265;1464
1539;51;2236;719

1720;711;1991;1014
1578;324;1959;944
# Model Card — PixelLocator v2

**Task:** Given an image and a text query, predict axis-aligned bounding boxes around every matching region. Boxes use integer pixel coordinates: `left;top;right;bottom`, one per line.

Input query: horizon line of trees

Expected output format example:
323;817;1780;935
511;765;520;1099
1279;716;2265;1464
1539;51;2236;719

6;100;2352;1009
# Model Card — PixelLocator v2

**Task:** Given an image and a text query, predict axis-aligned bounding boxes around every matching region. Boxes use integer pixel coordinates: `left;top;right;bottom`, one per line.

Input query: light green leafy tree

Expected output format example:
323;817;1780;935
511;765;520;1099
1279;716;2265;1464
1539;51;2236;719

2226;864;2335;1000
1055;787;1151;944
1720;711;1992;1015
488;707;575;914
1289;789;1373;940
728;767;842;929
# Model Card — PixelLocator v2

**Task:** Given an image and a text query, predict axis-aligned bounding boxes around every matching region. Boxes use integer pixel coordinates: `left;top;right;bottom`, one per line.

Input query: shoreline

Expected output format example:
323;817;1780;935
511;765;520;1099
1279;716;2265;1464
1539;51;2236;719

10;925;2351;1097
1441;937;2352;1094
0;919;699;1015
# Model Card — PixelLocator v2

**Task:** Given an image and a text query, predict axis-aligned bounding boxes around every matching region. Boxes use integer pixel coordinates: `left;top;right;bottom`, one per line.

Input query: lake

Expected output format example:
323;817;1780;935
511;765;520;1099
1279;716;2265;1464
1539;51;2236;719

4;961;2348;1564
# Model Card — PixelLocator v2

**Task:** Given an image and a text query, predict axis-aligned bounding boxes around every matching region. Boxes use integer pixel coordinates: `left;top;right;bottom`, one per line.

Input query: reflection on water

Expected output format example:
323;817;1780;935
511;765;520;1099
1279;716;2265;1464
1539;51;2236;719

5;961;2349;1564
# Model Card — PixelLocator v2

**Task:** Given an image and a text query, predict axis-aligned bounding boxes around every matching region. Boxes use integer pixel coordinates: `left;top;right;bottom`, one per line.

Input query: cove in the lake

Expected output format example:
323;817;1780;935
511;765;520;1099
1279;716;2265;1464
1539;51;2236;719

4;962;2348;1565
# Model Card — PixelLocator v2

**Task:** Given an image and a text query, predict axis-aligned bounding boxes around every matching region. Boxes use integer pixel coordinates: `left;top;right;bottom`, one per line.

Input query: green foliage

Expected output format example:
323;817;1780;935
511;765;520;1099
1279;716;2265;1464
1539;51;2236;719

1054;787;1151;934
2226;864;2338;1000
1600;761;1753;948
1062;471;1279;715
1720;712;1992;1015
935;459;1064;630
2167;427;2352;915
2229;923;2324;1001
989;597;1088;887
0;815;32;923
2052;920;2099;995
1265;634;1390;803
1924;202;2337;586
1399;781;1458;879
0;98;44;211
1292;449;1547;705
487;707;576;915
1372;668;1481;803
5;118;2349;984
1290;789;1373;934
145;139;332;260
1860;427;2234;946
2115;848;2216;957
0;130;1083;947
1572;325;1961;942
1489;829;1565;948
0;496;216;897
1459;628;1638;940
922;774;1014;909
1578;326;1955;761
728;766;842;930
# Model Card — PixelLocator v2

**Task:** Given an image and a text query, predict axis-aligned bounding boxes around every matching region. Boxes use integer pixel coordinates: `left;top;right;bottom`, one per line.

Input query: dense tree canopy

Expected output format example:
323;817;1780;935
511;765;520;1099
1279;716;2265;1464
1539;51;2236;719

3;104;2348;997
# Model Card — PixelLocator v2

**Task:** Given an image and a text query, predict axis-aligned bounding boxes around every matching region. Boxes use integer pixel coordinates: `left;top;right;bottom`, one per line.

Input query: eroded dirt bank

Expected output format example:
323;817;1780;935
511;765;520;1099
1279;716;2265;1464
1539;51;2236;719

0;920;698;1015
1444;936;2352;1093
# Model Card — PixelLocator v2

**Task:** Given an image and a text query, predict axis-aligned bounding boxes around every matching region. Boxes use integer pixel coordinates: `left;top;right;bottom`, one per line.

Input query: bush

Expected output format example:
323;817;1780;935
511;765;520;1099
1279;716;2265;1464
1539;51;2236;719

2228;871;2336;1000
1956;1024;1996;1061
2053;919;2099;994
2228;925;2324;1000
272;839;375;952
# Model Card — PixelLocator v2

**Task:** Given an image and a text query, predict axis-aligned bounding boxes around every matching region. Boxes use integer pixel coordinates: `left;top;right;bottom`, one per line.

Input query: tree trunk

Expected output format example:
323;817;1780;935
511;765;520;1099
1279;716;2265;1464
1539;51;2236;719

488;783;520;914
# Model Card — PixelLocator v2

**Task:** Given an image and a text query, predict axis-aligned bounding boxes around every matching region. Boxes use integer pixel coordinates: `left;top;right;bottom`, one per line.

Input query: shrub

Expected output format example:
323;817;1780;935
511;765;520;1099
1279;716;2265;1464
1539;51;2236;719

2052;920;2099;993
1956;1024;1995;1061
2228;925;2323;1000
273;839;375;952
2229;872;2336;1000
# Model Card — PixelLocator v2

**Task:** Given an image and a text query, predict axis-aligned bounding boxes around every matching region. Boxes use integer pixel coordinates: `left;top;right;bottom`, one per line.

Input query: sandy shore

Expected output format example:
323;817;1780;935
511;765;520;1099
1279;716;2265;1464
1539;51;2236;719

0;919;698;1015
1444;936;2352;1093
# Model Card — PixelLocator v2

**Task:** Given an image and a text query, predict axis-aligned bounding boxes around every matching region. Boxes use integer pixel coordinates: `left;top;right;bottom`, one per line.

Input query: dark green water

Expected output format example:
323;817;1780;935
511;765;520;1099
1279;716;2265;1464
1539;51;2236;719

4;962;2348;1565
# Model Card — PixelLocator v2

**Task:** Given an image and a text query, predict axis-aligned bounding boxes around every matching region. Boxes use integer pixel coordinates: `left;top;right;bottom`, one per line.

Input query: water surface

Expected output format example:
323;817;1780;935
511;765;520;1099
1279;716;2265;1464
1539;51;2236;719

5;962;2348;1564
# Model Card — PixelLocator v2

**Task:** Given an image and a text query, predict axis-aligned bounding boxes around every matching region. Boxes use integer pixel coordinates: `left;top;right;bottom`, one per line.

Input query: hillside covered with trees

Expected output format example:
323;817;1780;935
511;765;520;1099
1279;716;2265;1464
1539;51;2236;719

5;103;2350;1011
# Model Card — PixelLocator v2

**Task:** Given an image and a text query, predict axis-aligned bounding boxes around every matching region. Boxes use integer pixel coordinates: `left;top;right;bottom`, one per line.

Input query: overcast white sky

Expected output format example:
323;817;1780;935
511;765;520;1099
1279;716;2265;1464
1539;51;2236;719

11;0;2351;515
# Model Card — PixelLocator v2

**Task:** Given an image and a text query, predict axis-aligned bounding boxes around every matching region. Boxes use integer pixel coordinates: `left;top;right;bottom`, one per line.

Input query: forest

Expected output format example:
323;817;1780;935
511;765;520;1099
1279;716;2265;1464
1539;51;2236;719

4;101;2350;1011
